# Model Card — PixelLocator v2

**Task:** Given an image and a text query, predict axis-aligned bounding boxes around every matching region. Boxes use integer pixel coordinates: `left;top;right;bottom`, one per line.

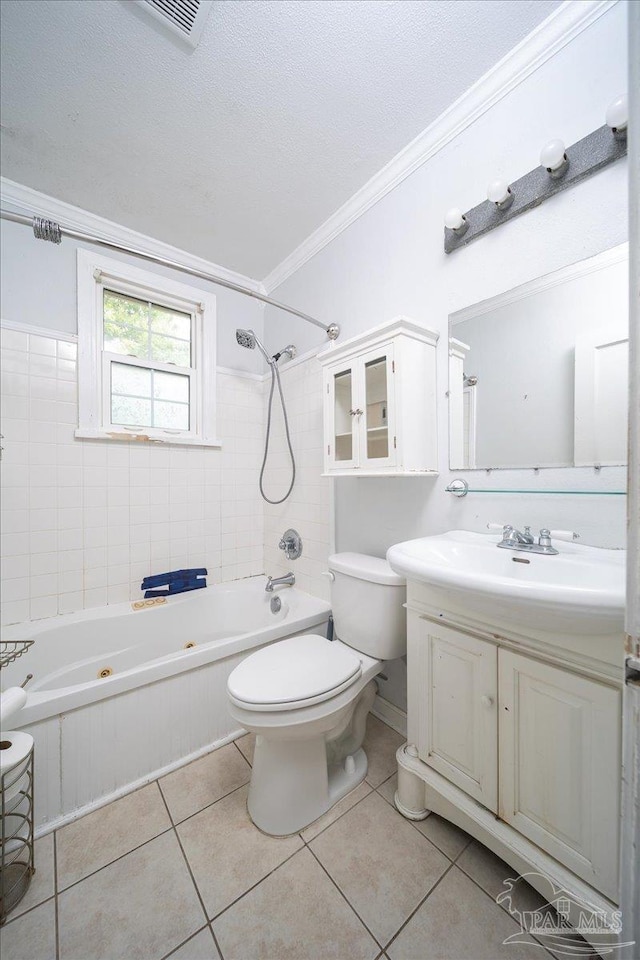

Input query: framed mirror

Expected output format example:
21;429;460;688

448;243;629;470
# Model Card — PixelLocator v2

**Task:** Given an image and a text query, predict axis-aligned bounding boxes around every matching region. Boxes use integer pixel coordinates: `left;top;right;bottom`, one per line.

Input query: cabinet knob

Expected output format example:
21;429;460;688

480;695;494;708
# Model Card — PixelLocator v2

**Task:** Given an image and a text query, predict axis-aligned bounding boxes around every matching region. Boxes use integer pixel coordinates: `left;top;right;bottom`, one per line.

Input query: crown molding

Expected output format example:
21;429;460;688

0;177;263;293
262;0;617;294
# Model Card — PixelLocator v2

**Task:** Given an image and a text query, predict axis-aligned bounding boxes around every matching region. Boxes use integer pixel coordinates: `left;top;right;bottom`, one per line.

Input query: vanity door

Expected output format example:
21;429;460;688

410;614;498;812
498;650;620;901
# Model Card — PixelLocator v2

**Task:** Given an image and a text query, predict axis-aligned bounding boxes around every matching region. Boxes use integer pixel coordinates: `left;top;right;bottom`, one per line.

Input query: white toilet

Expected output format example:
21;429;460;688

227;553;406;835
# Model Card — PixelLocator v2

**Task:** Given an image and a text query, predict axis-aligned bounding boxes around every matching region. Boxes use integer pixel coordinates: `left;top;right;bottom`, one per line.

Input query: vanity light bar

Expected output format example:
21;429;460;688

444;95;628;254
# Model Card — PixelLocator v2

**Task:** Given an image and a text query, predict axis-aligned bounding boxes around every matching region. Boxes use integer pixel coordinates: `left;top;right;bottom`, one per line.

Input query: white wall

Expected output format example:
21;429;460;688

263;2;628;558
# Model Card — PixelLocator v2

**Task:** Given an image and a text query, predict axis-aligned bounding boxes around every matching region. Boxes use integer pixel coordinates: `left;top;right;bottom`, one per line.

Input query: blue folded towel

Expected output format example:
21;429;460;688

141;568;207;598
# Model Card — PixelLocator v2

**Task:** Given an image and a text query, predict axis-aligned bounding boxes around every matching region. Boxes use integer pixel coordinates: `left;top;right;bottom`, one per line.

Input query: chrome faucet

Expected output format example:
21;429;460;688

496;525;558;555
265;572;295;592
500;525;535;546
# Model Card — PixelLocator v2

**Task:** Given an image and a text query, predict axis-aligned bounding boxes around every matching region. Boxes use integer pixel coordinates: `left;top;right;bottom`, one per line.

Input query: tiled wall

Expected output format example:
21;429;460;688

0;327;265;626
262;355;331;601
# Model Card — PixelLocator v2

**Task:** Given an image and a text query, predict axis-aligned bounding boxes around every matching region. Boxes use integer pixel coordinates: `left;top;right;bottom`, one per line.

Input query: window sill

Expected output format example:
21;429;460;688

74;428;222;448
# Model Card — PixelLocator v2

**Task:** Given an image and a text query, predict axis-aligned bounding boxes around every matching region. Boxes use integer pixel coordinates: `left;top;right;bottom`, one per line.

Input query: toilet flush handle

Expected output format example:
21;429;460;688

321;571;335;582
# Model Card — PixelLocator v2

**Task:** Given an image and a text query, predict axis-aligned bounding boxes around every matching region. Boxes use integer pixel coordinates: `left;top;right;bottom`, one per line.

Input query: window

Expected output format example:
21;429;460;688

76;250;219;446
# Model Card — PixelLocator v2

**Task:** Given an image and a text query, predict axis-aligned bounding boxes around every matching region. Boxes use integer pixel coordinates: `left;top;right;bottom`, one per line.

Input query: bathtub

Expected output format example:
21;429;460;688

0;578;330;833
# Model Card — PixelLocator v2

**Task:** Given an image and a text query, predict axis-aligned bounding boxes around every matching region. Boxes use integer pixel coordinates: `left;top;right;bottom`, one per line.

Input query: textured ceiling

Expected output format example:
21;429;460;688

0;0;560;279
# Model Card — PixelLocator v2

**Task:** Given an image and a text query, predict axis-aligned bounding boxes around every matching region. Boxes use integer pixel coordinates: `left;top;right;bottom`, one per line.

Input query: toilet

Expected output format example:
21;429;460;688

227;553;406;835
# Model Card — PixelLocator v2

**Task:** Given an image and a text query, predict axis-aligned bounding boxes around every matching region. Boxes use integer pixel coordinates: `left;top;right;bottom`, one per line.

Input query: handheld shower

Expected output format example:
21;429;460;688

235;328;272;364
235;329;297;504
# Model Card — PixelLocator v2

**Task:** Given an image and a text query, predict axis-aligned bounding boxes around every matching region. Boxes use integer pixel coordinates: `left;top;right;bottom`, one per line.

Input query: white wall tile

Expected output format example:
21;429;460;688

1;332;331;626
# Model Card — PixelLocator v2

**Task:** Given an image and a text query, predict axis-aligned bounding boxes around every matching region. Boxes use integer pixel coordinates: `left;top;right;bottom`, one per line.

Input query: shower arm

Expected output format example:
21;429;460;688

0;209;340;342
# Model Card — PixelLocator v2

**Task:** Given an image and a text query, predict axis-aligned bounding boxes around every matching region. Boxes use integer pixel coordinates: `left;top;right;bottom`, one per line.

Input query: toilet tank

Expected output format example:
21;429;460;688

328;553;406;660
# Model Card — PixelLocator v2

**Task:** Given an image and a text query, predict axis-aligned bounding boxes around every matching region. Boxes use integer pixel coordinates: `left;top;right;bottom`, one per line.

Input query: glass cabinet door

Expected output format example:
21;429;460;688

362;349;395;466
332;366;356;464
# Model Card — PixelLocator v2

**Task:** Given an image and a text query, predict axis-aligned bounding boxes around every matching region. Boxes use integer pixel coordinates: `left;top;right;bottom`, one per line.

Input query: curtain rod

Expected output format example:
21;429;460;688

0;209;340;341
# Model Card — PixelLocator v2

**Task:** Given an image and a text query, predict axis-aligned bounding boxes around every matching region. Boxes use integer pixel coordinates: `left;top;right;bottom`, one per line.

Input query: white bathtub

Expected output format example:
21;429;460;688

1;578;330;833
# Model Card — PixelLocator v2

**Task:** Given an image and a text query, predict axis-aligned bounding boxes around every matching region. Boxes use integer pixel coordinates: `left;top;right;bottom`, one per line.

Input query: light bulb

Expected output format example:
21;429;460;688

540;139;568;173
606;94;628;133
487;178;512;205
444;207;466;231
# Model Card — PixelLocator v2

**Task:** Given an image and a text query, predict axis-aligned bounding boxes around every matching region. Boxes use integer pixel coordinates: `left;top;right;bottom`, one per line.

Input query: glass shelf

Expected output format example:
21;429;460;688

445;479;626;497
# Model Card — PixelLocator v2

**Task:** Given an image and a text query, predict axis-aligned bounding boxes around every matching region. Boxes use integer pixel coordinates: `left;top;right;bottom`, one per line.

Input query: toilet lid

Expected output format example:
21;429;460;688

228;634;362;707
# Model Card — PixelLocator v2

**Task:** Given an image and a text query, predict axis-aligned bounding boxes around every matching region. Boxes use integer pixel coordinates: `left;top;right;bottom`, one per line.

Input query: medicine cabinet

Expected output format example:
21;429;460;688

318;317;439;476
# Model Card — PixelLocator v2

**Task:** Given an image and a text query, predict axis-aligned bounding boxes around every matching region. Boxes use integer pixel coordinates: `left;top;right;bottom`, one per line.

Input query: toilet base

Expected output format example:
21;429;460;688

247;736;368;836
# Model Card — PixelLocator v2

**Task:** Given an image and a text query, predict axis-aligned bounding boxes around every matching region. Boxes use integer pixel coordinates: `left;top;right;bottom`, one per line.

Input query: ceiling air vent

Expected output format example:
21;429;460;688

135;0;214;48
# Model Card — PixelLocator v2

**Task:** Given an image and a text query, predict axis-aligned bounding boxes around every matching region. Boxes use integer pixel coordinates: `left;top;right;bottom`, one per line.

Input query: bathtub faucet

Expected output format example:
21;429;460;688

265;572;295;592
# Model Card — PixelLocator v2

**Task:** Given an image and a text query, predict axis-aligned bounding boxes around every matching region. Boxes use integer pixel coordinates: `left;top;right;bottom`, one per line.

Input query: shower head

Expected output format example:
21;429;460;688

236;329;255;350
235;328;271;363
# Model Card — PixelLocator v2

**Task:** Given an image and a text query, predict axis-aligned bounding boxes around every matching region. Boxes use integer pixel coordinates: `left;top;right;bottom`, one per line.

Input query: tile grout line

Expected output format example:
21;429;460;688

382;859;457;956
157;779;227;960
158;922;210;960
157;769;252;829
300;782;374;843
452;857;560;959
302;839;384;951
54;822;176;897
231;737;252;767
207;844;305;926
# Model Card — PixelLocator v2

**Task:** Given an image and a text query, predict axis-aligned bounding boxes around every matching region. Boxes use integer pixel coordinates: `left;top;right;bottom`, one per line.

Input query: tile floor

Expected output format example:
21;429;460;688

1;716;563;960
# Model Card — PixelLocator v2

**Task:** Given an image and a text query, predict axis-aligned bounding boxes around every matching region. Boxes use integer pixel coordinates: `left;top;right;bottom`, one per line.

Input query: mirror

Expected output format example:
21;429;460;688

448;243;629;470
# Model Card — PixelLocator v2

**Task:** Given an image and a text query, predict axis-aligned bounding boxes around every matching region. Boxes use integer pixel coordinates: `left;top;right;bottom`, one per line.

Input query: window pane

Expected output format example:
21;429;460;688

104;291;149;358
104;322;149;358
150;305;191;341
104;291;148;329
153;370;189;403
111;395;152;427
151;334;191;366
154;400;189;430
112;363;151;398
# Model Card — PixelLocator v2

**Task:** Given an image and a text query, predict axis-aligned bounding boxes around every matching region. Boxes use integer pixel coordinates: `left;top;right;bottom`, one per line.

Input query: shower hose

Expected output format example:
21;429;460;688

259;360;296;504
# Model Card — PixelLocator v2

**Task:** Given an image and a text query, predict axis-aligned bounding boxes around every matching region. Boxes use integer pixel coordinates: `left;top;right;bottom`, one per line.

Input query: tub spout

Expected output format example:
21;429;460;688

265;572;295;592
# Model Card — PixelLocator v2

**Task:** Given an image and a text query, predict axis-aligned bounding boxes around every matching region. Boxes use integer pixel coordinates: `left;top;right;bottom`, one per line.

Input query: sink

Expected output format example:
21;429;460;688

386;530;625;635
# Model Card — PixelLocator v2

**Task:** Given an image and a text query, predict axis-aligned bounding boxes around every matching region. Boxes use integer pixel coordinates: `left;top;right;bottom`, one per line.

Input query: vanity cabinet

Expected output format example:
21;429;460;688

318;317;439;476
405;600;621;906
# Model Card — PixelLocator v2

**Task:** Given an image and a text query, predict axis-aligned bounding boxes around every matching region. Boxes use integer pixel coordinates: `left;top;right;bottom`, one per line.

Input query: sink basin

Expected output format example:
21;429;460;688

387;530;625;635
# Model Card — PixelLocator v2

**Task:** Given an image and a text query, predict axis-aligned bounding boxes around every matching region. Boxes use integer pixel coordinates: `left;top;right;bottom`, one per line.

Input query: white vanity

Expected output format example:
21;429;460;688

387;529;626;947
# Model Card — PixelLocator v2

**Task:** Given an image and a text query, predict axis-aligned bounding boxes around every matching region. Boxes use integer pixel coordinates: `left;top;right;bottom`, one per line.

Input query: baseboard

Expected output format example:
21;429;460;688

372;695;407;738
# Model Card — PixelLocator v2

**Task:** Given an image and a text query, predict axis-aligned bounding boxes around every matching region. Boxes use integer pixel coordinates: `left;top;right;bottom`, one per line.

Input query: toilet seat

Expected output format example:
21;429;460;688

227;634;362;712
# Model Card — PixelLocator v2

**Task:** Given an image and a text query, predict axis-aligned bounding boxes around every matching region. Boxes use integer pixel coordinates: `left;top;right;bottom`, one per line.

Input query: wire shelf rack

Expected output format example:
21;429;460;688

0;642;34;671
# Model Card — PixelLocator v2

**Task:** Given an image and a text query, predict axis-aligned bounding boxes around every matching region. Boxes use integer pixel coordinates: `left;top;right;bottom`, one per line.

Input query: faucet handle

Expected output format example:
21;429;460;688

547;529;580;542
487;523;509;533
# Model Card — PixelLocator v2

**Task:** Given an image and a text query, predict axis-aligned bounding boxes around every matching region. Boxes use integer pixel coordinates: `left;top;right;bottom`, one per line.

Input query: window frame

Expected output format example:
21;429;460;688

76;249;220;447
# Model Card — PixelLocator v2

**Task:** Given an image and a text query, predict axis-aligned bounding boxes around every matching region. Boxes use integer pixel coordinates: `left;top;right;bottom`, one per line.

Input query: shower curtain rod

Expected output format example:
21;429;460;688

0;208;340;341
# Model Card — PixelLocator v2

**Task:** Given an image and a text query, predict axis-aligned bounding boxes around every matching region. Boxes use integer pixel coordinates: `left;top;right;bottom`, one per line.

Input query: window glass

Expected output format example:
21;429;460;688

110;362;190;429
103;290;191;364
